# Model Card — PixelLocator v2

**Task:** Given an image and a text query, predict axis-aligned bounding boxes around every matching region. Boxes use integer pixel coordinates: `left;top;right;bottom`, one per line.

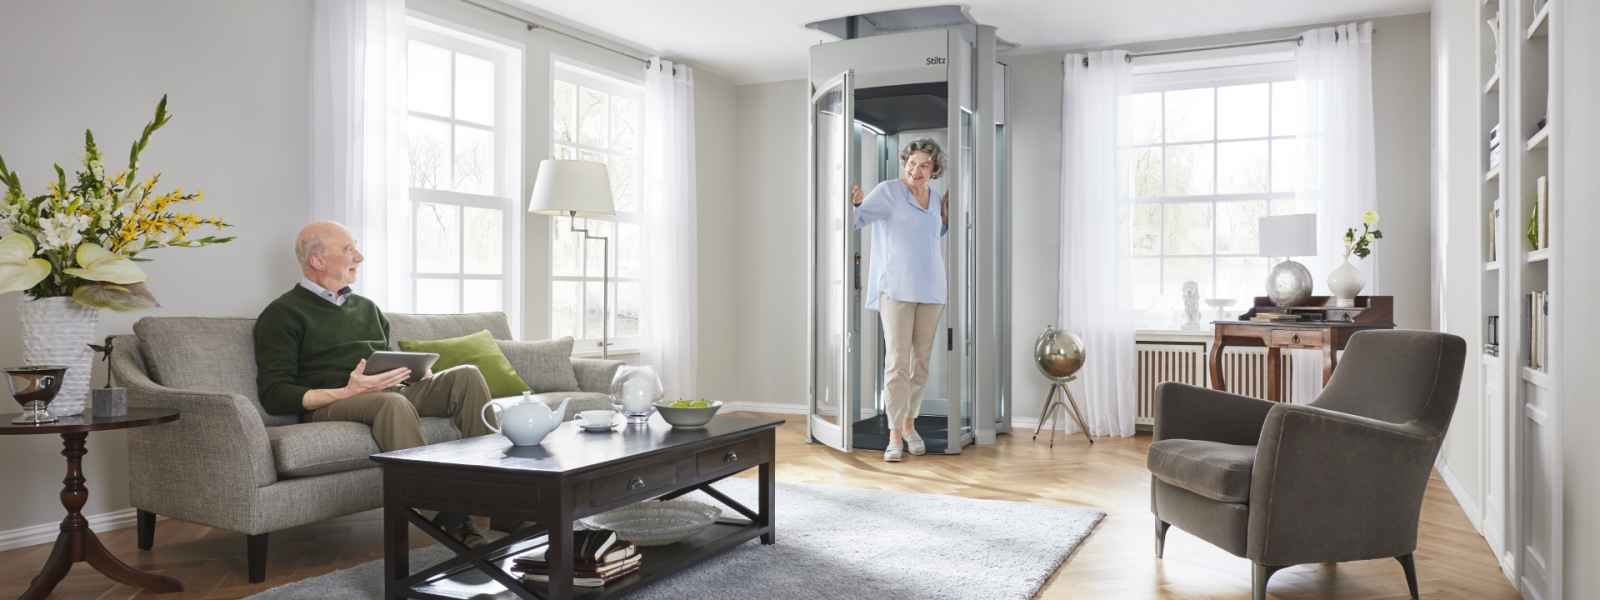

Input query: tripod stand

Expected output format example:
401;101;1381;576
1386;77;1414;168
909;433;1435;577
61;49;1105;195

1032;375;1094;446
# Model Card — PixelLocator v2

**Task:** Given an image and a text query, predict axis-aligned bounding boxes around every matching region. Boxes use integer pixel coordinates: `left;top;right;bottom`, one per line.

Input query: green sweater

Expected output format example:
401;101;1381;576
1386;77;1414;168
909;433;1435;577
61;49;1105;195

254;286;391;416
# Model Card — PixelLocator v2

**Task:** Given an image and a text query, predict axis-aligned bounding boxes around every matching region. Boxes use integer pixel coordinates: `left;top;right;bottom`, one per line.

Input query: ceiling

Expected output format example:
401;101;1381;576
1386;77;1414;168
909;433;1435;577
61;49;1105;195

505;0;1430;85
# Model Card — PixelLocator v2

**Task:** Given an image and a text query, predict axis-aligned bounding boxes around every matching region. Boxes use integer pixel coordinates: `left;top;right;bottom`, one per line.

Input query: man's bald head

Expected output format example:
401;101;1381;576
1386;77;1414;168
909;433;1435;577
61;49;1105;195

296;221;362;288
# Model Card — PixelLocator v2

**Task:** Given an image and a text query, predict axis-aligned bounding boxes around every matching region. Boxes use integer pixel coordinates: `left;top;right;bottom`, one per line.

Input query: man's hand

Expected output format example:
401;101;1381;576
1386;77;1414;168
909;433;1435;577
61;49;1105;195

347;359;412;394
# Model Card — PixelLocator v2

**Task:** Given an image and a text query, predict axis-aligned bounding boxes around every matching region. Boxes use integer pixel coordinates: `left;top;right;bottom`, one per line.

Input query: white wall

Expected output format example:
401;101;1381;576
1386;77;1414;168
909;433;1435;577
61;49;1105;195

732;13;1437;428
0;0;741;540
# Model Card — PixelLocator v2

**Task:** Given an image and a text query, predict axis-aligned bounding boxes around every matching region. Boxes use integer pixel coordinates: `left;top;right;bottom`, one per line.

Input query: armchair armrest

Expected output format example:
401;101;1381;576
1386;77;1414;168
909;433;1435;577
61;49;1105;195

1152;382;1276;445
110;340;278;521
1246;403;1440;565
572;358;624;394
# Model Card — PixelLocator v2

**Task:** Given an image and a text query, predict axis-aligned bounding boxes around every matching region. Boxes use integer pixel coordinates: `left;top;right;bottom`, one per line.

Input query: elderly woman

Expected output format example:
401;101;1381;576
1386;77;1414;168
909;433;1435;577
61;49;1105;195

850;137;949;462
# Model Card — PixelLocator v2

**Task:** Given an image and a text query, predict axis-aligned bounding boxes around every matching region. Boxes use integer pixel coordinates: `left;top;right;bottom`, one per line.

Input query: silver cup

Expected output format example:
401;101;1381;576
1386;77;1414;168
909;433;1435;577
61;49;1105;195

7;365;68;425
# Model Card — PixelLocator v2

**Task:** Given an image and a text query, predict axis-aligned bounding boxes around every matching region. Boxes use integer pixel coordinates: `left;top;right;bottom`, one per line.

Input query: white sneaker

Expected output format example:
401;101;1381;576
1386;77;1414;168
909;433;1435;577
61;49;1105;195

904;432;926;455
884;439;903;462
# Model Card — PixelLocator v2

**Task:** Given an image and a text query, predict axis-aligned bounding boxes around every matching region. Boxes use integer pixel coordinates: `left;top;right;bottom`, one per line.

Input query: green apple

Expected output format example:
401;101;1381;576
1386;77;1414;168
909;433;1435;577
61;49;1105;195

669;400;691;408
689;400;711;408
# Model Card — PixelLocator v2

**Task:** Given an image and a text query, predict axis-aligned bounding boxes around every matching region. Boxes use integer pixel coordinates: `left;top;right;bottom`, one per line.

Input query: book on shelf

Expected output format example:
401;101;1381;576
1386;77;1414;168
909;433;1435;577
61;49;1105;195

1536;176;1549;250
1490;200;1501;262
1489;146;1502;169
520;564;641;588
1525;292;1549;371
1489;125;1501;149
512;537;641;588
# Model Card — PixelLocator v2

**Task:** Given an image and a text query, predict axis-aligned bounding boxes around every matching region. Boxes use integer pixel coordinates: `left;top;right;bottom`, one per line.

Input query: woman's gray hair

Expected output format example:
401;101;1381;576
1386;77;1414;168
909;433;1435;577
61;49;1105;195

899;138;947;180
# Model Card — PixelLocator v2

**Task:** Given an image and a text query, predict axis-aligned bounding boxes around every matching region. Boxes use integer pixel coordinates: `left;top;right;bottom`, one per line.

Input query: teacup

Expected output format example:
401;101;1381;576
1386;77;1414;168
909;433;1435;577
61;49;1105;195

579;410;616;428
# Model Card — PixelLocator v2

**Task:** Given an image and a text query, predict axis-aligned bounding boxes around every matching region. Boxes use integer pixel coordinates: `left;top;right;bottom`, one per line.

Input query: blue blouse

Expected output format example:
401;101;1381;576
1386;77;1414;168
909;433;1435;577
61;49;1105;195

853;179;948;311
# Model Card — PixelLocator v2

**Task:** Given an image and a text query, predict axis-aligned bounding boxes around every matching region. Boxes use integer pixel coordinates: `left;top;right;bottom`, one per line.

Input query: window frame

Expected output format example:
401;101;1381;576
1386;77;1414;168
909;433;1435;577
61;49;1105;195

403;18;524;329
549;60;644;354
1128;60;1303;318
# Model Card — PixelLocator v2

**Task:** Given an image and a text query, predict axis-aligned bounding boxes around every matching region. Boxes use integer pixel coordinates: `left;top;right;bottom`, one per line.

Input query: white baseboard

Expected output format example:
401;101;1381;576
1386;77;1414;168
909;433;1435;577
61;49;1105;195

721;401;807;415
1436;458;1486;537
0;507;141;552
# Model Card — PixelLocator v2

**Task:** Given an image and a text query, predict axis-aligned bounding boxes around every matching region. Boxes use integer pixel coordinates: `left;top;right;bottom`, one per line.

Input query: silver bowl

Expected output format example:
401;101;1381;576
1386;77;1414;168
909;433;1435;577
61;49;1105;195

580;500;721;546
653;400;723;428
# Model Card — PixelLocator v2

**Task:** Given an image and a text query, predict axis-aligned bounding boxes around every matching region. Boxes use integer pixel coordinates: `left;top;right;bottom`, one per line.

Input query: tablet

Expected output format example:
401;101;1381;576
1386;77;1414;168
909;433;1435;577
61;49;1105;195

364;351;440;384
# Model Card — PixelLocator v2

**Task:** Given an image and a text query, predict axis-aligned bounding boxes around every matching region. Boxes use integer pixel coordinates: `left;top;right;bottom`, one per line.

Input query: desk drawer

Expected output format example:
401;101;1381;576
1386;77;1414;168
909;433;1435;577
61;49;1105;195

697;437;767;476
1270;329;1323;349
591;459;678;506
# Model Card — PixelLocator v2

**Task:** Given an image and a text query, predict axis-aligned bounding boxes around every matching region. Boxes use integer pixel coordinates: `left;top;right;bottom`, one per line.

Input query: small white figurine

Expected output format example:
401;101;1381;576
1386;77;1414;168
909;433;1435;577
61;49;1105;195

1181;281;1201;330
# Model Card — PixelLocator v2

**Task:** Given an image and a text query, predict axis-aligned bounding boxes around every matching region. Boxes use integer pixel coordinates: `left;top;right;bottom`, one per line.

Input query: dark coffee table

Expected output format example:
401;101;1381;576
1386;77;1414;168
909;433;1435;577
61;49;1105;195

374;413;784;600
0;408;183;599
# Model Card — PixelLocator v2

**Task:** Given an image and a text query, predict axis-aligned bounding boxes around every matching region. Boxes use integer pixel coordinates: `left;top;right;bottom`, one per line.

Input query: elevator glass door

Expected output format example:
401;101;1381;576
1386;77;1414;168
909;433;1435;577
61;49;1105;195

807;70;855;451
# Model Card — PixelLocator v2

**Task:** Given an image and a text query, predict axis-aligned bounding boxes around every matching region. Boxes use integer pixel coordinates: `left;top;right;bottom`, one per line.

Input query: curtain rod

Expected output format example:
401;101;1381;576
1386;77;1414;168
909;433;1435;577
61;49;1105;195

453;0;652;68
1073;28;1373;67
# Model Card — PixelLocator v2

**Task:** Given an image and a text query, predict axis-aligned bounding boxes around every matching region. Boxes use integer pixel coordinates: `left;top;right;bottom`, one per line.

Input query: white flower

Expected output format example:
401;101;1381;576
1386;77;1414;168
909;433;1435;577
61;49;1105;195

37;213;90;250
1363;233;1375;244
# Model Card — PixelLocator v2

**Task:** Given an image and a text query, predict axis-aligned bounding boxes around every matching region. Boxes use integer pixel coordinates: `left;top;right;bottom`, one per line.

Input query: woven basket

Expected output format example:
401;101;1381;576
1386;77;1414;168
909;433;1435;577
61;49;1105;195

580;500;722;546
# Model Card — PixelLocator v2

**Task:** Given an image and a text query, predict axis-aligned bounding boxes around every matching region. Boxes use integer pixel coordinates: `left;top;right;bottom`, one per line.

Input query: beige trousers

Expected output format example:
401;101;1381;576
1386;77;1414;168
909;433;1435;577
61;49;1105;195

304;365;497;453
879;292;944;431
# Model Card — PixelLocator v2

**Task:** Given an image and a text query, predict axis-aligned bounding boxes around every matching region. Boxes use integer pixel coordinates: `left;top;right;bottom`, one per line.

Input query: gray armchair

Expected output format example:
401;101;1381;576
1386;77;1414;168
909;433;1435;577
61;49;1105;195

109;312;622;583
1148;330;1466;600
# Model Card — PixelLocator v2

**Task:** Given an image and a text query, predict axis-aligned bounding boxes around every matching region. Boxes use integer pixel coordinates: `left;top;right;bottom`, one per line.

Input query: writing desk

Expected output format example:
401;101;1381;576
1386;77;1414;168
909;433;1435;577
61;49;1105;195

1209;296;1396;402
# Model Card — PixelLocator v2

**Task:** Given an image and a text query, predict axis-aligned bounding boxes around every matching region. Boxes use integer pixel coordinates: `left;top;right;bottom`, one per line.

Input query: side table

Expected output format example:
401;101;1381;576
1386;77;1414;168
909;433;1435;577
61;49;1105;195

0;407;182;599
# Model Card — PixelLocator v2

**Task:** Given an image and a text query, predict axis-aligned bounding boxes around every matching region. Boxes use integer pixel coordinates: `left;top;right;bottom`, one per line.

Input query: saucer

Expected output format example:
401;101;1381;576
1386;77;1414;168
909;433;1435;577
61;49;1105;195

578;420;621;432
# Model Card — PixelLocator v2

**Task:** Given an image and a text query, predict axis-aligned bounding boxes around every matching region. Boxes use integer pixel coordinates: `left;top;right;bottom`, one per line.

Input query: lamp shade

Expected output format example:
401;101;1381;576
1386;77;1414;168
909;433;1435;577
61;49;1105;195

1259;214;1317;257
528;160;615;217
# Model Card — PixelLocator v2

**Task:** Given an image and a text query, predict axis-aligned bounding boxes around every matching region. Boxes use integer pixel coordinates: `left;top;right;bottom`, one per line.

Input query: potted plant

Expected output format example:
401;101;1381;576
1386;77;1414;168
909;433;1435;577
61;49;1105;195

0;96;232;416
1328;211;1383;308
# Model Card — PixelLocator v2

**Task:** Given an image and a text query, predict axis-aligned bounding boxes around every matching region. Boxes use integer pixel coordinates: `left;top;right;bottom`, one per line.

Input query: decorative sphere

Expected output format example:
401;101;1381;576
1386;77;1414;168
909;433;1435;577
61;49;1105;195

1266;259;1313;307
1034;327;1086;381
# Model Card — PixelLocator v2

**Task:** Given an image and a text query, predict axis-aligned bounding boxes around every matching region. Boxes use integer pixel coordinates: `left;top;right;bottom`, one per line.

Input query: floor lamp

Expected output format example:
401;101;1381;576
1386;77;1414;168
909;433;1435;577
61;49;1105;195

528;159;617;358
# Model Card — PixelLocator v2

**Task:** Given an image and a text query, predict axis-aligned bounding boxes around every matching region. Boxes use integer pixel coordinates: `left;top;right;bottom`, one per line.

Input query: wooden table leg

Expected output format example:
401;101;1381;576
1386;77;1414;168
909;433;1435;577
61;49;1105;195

383;501;409;600
545;494;575;599
22;432;182;600
760;459;776;545
1209;336;1229;392
1322;343;1338;386
1266;347;1282;403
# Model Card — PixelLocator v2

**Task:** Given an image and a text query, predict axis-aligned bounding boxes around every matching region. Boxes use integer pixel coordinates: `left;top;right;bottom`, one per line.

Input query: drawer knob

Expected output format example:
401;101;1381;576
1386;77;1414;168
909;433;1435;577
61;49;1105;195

1291;334;1300;344
628;476;646;490
724;451;739;463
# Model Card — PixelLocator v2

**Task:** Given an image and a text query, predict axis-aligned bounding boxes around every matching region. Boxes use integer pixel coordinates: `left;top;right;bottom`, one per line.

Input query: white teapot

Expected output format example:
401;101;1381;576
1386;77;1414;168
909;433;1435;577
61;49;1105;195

481;392;570;446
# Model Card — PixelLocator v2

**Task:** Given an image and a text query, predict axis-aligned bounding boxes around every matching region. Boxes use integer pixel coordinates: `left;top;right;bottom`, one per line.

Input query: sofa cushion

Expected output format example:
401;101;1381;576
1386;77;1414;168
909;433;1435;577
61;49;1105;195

133;317;298;427
497;338;581;393
400;330;532;398
1147;439;1257;503
388;312;513;345
266;417;460;478
529;392;614;421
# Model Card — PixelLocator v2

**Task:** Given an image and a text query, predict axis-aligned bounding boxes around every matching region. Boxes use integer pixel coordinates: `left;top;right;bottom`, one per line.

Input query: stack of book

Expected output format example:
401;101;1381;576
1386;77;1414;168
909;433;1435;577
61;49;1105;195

1249;313;1302;323
1531;176;1549;250
513;530;641;588
1525;291;1549;371
1489;200;1501;262
1488;124;1502;170
1485;315;1499;357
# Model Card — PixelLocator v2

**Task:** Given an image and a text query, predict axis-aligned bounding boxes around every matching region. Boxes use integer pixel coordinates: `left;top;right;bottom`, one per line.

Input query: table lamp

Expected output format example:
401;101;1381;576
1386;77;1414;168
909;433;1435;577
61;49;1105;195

1259;214;1317;307
528;160;616;357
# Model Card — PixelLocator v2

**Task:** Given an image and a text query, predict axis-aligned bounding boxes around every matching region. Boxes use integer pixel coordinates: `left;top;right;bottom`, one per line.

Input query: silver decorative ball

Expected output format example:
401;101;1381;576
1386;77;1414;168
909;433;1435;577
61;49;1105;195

1034;326;1086;382
1266;259;1313;307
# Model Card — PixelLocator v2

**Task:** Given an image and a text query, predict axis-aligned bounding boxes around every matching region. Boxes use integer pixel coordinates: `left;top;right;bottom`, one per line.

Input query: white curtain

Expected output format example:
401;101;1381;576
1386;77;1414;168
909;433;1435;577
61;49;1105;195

1060;51;1138;437
640;58;698;400
1289;22;1377;403
311;0;413;310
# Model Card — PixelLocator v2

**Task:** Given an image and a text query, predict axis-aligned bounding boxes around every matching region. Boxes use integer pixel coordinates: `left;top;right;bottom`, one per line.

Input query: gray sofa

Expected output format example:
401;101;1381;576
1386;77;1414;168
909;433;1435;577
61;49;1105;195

108;311;622;583
1148;330;1466;600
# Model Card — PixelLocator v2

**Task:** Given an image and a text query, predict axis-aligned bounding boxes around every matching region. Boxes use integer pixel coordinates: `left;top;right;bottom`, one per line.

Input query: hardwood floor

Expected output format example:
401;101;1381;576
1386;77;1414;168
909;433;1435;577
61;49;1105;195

0;412;1520;599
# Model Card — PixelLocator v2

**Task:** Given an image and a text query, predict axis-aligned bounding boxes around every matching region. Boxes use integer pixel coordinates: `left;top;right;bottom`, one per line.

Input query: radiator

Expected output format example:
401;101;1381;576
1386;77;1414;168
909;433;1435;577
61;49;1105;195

1135;343;1294;425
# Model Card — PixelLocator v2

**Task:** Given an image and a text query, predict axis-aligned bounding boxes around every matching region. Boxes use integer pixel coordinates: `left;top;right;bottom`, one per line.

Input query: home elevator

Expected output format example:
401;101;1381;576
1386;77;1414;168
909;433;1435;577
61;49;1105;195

805;7;1012;455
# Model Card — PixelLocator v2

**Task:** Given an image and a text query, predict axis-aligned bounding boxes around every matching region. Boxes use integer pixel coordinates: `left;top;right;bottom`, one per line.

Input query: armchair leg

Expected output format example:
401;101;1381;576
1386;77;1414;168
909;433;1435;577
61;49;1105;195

136;509;155;551
246;533;269;583
1252;562;1287;600
1396;553;1419;598
1154;518;1171;558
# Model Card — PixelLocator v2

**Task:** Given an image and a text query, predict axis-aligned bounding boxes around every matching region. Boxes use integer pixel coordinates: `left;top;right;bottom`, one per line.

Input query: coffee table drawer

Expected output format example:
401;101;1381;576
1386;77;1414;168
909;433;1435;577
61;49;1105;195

1270;329;1323;349
697;437;767;476
591;460;678;506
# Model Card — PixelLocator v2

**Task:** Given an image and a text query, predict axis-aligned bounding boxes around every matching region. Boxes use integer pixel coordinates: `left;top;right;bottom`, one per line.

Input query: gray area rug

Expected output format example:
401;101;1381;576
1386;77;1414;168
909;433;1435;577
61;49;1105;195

245;479;1103;600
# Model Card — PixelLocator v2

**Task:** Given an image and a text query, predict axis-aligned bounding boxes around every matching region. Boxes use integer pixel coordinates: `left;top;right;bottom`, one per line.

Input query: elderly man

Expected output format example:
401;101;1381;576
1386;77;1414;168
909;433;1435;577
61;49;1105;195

254;221;494;548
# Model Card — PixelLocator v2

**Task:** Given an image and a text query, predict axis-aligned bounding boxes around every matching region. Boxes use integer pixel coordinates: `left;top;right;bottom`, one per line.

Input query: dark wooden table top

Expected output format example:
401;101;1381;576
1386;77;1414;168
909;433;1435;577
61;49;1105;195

0;408;179;435
1212;321;1397;330
372;414;785;477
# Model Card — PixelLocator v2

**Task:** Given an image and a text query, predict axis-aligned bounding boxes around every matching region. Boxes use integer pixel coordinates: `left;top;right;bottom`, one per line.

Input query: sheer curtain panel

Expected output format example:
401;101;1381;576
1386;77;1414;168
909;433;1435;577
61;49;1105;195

640;58;697;400
311;0;412;310
1060;51;1138;437
1289;22;1377;404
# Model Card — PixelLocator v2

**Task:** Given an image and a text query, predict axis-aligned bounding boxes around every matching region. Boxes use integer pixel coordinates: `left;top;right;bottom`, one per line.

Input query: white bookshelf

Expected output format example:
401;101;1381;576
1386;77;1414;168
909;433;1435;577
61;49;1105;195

1479;0;1562;597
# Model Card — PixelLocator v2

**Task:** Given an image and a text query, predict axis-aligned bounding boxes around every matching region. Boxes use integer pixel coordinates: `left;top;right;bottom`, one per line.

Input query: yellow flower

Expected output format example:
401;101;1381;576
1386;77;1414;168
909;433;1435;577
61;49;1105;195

1362;211;1380;224
0;234;52;294
62;243;149;284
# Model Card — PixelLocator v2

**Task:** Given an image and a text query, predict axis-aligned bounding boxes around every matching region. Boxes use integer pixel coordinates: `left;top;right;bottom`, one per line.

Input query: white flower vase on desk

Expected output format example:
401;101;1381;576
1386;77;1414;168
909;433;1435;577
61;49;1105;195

19;297;99;417
1327;257;1366;308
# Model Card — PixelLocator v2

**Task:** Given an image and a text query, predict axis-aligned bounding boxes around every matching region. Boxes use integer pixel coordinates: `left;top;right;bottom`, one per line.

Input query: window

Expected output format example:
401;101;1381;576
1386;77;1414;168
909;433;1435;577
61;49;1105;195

549;62;642;352
405;20;522;320
1130;62;1306;320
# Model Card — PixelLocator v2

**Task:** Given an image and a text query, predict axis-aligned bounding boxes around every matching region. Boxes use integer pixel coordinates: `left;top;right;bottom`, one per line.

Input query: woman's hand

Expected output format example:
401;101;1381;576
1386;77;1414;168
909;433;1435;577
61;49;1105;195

942;191;950;225
851;182;863;206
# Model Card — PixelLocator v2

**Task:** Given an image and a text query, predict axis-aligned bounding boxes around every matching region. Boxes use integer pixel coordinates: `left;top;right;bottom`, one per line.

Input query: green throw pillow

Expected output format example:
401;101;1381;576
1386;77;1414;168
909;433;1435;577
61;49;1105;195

399;330;532;398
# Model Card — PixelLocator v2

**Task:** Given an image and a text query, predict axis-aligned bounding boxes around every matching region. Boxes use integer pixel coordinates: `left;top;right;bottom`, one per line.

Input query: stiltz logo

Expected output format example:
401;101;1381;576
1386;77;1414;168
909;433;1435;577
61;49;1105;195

925;56;947;65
